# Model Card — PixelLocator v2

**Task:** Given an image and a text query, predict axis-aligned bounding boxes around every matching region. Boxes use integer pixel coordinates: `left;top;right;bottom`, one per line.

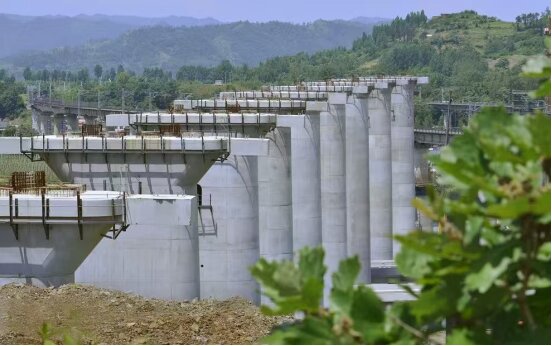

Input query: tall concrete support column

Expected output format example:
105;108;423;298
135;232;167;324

368;85;393;260
31;109;40;133
277;113;322;255
391;83;416;257
258;127;292;305
198;155;260;303
258;127;293;263
32;110;51;135
345;89;371;283
320;93;347;295
66;115;79;133
53;115;64;135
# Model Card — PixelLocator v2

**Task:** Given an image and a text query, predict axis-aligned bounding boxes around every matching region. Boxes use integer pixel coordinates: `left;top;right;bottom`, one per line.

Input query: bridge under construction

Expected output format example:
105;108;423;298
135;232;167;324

1;76;435;304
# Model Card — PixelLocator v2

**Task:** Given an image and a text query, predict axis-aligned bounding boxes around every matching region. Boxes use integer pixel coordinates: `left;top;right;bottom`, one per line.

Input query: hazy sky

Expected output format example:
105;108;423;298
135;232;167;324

0;0;549;22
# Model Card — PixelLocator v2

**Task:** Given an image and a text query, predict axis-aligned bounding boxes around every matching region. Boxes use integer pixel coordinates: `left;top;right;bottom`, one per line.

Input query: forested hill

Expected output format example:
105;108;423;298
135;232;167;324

0;13;221;59
3;20;378;71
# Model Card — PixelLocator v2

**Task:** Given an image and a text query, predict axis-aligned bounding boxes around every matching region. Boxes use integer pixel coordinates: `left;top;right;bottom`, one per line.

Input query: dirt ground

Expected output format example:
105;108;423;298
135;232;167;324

0;283;290;345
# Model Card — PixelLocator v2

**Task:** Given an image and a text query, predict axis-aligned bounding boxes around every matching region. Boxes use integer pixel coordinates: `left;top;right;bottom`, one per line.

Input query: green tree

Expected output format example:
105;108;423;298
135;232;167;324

94;64;103;80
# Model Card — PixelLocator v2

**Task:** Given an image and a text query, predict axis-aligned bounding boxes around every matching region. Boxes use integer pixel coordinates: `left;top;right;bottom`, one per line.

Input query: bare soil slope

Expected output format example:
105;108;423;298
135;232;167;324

0;283;288;344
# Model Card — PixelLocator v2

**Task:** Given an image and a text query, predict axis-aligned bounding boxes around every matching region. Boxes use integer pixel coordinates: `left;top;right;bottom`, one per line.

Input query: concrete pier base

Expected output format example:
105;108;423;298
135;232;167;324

76;195;200;300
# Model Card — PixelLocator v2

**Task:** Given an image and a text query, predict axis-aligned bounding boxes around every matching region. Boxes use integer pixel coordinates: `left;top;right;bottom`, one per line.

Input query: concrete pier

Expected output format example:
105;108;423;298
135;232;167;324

368;86;394;261
76;194;200;300
320;93;347;296
257;128;292;305
277;112;322;254
391;83;416;257
198;155;260;303
258;128;292;263
345;89;371;282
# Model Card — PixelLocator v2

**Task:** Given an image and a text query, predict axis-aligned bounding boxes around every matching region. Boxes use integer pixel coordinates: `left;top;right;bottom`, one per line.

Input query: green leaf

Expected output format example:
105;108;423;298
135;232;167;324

465;256;511;294
350;286;387;343
251;249;325;315
331;256;360;292
395;243;433;279
298;246;326;282
447;328;475;344
537;242;551;261
486;196;531;219
263;317;339;345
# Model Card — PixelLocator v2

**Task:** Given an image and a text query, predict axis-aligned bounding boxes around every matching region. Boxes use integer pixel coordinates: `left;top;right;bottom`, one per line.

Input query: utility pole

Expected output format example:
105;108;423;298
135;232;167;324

121;88;125;114
77;89;81;118
49;80;52;106
149;91;152;111
97;90;101;109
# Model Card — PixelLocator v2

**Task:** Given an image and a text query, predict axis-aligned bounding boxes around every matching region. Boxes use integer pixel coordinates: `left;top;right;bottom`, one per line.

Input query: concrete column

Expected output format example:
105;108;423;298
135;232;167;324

345;90;371;283
258;127;293;263
53;115;64;135
66;115;79;133
32;109;51;135
391;83;416;257
198;155;260;303
368;86;393;261
320;93;347;297
33;112;52;135
258;127;292;305
31;109;40;133
278;113;322;255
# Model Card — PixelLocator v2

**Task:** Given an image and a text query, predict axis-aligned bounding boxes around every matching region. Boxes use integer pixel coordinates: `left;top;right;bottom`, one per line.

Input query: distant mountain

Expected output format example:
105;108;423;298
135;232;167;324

74;14;221;27
350;16;390;25
0;13;221;58
4;20;377;72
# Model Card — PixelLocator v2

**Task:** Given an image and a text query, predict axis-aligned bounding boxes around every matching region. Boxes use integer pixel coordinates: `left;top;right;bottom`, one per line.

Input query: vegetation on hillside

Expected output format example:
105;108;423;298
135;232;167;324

4;20;376;72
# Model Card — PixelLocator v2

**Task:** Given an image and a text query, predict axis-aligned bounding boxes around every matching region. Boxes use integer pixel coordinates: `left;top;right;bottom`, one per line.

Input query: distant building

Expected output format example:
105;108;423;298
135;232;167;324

214;80;224;85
